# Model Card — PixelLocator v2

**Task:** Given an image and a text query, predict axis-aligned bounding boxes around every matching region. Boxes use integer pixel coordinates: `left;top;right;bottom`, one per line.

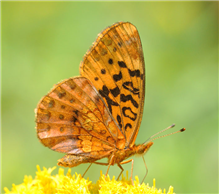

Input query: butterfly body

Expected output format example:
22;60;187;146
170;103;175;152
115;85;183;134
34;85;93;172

57;142;153;167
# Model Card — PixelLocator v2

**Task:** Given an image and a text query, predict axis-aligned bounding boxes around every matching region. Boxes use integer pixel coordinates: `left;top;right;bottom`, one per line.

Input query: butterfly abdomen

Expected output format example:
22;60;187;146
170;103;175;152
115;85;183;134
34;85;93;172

57;154;97;168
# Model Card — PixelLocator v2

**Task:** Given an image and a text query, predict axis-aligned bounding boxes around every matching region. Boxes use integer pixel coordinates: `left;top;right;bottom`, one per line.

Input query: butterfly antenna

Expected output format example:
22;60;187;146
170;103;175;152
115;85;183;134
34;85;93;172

144;124;185;144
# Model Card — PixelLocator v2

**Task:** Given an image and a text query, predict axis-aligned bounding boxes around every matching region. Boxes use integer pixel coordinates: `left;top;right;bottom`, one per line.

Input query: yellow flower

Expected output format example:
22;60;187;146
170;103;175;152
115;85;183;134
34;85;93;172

4;165;175;194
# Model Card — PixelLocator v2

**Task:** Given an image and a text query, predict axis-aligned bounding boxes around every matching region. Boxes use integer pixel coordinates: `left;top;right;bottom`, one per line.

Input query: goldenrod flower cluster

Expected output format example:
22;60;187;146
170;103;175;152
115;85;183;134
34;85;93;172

4;165;175;194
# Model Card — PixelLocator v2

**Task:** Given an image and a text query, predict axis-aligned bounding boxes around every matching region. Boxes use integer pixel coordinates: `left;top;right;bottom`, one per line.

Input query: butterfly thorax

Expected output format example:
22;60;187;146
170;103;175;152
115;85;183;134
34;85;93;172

108;142;153;165
108;148;135;165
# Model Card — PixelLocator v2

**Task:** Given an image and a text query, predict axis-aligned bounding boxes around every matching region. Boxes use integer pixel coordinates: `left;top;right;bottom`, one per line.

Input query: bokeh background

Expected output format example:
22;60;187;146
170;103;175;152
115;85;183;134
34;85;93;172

2;2;218;193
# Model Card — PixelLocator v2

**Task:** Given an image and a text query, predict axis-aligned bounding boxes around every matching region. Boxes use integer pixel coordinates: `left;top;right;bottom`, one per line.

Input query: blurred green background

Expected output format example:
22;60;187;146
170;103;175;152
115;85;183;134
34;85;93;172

2;2;218;193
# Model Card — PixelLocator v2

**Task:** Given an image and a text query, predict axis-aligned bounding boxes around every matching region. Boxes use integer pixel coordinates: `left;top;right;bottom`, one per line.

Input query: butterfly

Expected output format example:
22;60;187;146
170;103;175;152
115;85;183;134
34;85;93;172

35;22;185;183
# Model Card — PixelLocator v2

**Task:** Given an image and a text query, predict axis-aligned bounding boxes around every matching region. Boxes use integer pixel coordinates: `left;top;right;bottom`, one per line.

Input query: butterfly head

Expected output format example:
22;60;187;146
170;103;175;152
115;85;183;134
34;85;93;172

135;142;154;156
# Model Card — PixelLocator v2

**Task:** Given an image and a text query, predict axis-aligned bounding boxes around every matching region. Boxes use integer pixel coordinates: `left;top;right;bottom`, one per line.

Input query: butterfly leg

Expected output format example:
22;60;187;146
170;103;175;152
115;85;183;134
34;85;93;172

82;161;110;178
119;159;134;185
117;163;124;181
105;154;115;177
82;163;92;178
141;156;148;184
93;161;109;166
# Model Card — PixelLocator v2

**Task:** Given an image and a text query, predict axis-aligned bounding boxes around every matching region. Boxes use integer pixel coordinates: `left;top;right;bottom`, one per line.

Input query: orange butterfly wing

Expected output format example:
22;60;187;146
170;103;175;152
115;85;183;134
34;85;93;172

36;77;123;159
36;22;145;166
80;22;145;147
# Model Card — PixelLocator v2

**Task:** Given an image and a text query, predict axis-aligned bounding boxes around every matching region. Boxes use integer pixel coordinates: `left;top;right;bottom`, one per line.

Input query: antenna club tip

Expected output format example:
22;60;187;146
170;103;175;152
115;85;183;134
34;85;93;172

180;128;186;132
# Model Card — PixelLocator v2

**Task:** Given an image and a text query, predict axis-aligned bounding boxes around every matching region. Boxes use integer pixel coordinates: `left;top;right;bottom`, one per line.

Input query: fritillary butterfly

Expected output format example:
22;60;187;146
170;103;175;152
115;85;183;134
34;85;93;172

35;22;185;183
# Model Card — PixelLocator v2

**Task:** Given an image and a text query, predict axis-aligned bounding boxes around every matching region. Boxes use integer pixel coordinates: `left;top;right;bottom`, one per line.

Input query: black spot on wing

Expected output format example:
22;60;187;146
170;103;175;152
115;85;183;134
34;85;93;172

58;91;66;99
60;127;64;132
141;73;144;80
117;115;122;129
125;123;132;131
73;110;79;116
120;94;139;108
122;107;137;121
118;42;122;47
113;71;122;82
48;100;55;108
101;69;106;74
118;61;127;68
123;82;139;95
108;58;113;64
110;86;120;97
99;85;119;114
128;69;141;77
59;114;64;120
72;116;77;124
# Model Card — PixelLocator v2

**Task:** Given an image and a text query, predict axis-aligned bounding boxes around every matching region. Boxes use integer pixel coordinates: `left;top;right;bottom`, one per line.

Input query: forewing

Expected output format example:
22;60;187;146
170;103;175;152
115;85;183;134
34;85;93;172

80;22;145;147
